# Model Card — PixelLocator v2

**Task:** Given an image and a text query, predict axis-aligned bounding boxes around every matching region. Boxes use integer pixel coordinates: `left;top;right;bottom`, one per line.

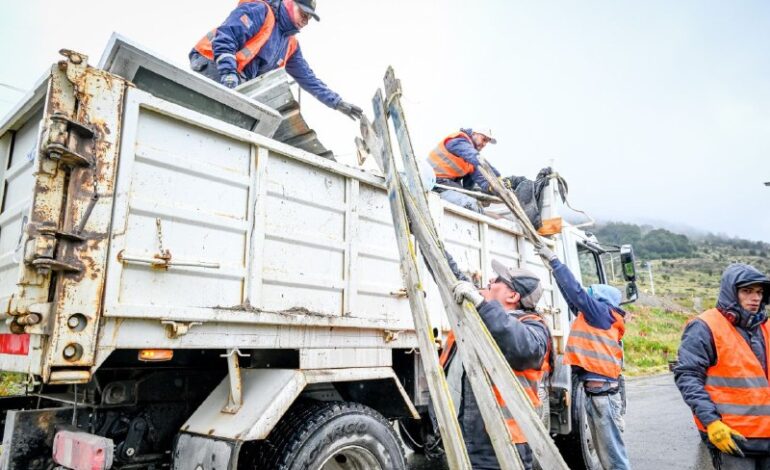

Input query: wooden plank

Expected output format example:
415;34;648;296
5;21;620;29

378;75;521;467
398;190;522;469
401;188;568;470
476;158;552;249
381;66;567;469
361;91;472;469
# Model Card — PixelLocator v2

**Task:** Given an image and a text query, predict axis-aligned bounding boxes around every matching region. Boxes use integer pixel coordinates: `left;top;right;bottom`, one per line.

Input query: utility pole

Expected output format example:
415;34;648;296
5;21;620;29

646;261;655;296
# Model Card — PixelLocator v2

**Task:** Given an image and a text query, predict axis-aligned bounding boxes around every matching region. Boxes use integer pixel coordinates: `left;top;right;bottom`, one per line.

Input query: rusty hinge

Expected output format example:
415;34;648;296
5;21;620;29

43;112;96;167
25;224;84;275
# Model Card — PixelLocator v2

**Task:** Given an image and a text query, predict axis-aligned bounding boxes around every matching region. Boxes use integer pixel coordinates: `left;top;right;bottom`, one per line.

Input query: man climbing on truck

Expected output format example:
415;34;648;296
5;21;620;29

427;128;503;213
538;245;632;470
450;261;551;469
189;0;363;120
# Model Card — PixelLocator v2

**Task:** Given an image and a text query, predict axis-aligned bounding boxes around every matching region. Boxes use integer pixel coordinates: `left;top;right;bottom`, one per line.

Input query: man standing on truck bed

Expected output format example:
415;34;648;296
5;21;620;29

674;263;770;470
537;245;632;470
450;261;551;469
189;0;363;120
428;128;503;213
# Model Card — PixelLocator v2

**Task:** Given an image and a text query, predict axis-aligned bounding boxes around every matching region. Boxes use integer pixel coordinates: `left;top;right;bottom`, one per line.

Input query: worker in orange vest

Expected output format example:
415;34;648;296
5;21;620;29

675;263;770;469
537;245;631;470
451;261;551;469
427;128;502;213
190;0;362;120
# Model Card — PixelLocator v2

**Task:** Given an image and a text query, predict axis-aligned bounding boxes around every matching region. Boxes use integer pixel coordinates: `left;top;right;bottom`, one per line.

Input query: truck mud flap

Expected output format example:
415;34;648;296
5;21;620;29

0;406;89;470
172;433;241;470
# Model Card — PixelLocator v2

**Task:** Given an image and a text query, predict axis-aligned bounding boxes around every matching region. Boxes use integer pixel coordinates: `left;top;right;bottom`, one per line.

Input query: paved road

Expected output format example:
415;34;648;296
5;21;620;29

625;373;712;470
408;373;713;469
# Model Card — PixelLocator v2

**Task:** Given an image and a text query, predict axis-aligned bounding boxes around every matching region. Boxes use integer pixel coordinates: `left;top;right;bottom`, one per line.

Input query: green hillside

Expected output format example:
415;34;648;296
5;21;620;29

593;222;770;376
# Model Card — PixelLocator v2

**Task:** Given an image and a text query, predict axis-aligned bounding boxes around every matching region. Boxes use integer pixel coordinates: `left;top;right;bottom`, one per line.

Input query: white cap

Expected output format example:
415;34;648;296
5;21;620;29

473;128;497;144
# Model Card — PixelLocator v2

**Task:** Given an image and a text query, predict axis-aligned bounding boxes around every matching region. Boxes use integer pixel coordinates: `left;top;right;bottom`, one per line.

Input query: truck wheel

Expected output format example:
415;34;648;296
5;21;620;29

555;381;601;470
257;400;406;470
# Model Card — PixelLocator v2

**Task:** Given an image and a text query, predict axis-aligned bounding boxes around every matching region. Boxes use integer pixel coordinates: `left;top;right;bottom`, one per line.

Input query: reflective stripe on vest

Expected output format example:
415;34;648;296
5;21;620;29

693;308;770;438
194;0;298;74
428;132;476;179
564;310;625;379
493;313;551;444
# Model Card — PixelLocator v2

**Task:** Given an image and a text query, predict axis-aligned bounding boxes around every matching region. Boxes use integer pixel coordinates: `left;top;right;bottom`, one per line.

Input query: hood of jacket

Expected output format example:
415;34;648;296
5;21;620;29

270;0;300;36
716;263;770;329
589;283;627;317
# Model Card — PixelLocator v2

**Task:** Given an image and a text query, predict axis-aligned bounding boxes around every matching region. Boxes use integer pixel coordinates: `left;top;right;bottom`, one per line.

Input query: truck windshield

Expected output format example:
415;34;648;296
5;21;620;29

577;245;602;287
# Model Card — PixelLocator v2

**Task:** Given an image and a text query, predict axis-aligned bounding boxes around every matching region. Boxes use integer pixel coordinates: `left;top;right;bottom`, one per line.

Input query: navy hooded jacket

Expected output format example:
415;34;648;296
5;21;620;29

457;300;550;469
549;258;626;384
193;0;342;108
674;263;770;456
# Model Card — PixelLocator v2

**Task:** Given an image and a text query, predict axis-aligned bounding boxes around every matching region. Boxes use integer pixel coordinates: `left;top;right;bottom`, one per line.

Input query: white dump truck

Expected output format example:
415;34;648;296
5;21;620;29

0;36;638;470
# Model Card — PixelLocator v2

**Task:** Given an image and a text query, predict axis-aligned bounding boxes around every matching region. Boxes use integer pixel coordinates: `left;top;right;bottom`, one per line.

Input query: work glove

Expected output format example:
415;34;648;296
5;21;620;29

707;420;746;457
336;100;364;120
220;73;241;89
537;245;558;262
499;176;513;191
452;281;484;307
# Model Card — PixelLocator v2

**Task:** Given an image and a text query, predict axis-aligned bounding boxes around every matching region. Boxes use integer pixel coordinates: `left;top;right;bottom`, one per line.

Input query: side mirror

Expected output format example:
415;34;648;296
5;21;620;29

620;245;637;282
620;245;639;304
625;282;638;303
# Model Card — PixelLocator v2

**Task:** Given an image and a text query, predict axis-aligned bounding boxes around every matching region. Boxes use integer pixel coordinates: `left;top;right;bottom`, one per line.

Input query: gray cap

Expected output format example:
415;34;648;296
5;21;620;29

295;0;320;21
491;259;543;310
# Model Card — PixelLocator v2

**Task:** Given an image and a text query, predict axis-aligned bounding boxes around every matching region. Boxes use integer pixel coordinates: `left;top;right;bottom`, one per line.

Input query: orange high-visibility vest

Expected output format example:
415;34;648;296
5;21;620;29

440;314;551;444
428;132;476;179
194;0;298;74
693;308;770;438
564;310;625;379
495;313;551;443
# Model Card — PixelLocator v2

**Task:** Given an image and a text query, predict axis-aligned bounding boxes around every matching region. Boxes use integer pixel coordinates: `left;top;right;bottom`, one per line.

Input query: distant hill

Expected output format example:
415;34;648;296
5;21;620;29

592;221;770;309
591;222;769;264
591;222;770;375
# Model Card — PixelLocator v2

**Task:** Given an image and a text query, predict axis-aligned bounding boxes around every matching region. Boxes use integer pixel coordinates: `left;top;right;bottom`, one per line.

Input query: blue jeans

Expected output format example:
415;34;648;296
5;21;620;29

586;391;632;470
439;189;483;213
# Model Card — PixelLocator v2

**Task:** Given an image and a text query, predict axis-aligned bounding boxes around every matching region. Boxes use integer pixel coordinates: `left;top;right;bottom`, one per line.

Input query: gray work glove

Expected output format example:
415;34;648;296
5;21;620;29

220;73;241;89
537;245;558;262
336;100;363;120
452;281;484;307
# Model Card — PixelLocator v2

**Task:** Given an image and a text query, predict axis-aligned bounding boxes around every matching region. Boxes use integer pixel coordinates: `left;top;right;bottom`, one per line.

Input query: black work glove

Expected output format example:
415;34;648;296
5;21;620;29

336;100;363;120
220;73;241;89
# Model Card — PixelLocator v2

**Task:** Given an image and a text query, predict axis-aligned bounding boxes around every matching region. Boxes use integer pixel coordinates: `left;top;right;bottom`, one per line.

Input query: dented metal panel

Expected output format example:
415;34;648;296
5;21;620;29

43;52;128;380
102;88;416;337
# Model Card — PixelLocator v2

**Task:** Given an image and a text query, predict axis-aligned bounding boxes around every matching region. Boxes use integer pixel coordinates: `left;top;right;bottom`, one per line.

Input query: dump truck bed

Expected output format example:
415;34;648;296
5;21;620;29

0;37;563;385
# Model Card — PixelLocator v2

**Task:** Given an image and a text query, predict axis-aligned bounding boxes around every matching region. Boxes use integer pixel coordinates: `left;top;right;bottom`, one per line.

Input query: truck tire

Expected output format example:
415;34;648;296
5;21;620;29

257;400;406;470
554;380;601;470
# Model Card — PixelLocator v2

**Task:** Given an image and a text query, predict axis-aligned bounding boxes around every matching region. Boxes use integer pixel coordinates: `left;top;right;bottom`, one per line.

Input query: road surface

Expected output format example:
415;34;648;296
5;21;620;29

408;373;715;469
625;373;713;469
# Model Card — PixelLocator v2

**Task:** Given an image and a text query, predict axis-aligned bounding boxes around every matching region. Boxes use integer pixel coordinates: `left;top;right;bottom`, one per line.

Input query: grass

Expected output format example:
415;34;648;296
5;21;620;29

623;305;695;377
0;373;25;396
609;247;770;376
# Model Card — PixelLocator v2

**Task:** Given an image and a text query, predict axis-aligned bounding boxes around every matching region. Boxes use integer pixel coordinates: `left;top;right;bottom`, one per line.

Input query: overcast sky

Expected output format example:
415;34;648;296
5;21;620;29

1;1;768;241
